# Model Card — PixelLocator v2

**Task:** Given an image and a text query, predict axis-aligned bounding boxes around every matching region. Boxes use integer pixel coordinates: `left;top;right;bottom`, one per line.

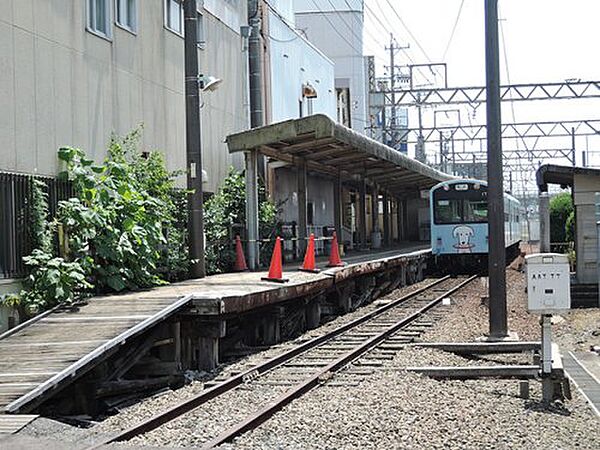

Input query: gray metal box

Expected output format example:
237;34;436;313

525;253;571;313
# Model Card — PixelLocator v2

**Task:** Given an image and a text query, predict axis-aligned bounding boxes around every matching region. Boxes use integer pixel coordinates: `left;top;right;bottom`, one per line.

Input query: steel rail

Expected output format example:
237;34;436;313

90;276;452;448
201;275;478;449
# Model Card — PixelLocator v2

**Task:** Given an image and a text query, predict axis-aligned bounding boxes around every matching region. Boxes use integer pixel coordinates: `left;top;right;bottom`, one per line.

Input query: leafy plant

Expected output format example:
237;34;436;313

29;178;53;254
20;250;92;314
56;131;178;292
204;168;279;274
3;178;90;315
549;192;573;243
565;210;575;243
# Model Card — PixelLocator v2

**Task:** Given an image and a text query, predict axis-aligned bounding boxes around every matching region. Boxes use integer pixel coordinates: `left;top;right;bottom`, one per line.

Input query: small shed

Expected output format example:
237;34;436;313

537;164;600;287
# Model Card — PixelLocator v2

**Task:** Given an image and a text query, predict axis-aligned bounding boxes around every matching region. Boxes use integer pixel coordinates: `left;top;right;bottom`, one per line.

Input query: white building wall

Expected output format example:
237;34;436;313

0;0;247;193
574;175;600;284
268;8;336;122
293;0;368;134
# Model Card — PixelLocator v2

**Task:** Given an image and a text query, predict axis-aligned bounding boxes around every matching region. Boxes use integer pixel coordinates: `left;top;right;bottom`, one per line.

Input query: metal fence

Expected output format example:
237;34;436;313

0;172;72;279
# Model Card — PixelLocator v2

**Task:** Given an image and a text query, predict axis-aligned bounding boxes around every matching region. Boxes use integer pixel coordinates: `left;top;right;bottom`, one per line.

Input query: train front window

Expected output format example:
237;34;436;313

433;183;488;224
464;200;488;222
434;199;462;224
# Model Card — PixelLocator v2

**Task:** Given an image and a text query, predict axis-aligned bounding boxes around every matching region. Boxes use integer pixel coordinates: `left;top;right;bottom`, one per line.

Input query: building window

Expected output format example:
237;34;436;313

336;88;351;127
116;0;137;33
88;0;112;38
165;0;184;35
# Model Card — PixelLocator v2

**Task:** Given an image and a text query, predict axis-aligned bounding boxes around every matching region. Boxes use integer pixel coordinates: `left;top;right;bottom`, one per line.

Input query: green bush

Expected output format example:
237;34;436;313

204;168;279;274
7;129;191;314
549;192;573;243
565;210;575;242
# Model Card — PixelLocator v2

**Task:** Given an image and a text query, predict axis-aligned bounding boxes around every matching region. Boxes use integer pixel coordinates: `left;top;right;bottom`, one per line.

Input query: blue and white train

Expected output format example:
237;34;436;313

430;179;521;271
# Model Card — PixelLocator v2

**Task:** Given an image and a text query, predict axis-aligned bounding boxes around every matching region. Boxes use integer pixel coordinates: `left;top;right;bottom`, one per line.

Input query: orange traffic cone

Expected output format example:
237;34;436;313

299;233;319;273
233;235;248;271
261;236;289;283
327;231;345;267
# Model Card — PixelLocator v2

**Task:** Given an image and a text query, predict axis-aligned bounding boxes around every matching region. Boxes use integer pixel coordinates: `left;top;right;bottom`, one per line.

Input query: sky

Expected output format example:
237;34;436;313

363;0;600;196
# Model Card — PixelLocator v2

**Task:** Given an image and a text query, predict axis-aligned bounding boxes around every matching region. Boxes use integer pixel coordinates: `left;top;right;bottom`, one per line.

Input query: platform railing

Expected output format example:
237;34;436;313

0;172;72;280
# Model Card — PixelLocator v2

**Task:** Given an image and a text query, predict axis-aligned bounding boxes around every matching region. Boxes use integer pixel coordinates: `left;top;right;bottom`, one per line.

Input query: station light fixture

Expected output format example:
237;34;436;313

199;74;223;92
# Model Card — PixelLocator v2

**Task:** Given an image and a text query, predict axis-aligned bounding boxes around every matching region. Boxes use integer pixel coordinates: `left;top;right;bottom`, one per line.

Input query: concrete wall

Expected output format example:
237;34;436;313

573;174;600;284
406;197;430;242
0;0;247;193
273;167;334;228
293;0;368;134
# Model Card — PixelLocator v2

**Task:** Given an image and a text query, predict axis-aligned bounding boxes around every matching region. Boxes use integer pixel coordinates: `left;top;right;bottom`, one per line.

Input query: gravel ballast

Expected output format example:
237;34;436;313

7;270;600;449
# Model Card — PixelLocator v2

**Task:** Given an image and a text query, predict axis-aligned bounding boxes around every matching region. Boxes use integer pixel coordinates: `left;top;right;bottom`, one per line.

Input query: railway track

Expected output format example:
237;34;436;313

91;275;477;449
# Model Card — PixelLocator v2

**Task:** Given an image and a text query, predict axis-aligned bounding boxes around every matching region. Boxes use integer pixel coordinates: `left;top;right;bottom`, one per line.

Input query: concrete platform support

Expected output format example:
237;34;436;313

261;308;283;345
383;191;390;246
305;298;322;330
400;263;407;286
245;150;260;269
196;320;226;371
197;336;219;371
298;160;308;254
336;282;355;313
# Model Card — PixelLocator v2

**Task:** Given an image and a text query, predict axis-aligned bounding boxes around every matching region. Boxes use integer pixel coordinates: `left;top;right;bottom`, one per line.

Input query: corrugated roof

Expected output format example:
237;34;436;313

226;114;452;195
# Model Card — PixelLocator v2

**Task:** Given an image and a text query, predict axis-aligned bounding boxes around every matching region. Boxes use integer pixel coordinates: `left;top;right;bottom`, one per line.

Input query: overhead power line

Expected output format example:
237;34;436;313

441;0;465;61
381;0;433;64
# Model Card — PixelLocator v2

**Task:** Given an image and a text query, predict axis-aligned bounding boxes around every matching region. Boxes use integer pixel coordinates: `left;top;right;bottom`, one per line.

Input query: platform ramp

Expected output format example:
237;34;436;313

0;292;195;414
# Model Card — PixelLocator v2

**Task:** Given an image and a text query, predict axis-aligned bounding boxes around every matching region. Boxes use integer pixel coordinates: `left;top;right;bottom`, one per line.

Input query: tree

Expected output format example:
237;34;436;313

549;192;573;243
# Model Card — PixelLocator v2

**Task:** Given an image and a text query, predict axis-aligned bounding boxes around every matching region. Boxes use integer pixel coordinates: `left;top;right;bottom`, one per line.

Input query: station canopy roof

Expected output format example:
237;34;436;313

537;164;600;191
226;114;452;195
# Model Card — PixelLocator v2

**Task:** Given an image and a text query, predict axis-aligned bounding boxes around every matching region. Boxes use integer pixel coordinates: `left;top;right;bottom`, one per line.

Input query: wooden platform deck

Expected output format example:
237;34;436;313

0;243;430;418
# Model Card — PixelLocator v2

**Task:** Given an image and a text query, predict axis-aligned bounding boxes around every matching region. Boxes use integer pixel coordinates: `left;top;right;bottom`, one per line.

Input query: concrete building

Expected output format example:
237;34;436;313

293;0;368;134
0;0;249;194
0;0;250;313
537;165;600;285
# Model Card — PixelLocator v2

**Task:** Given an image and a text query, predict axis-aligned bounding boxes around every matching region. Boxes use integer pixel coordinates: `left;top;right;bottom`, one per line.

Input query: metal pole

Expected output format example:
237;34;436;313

245;0;263;269
298;160;308;254
371;185;378;232
416;94;425;162
333;174;342;237
359;179;367;249
485;0;507;337
539;192;550;253
184;0;205;278
245;150;259;269
389;34;396;147
383;191;390;246
248;0;263;128
571;127;576;166
540;314;554;401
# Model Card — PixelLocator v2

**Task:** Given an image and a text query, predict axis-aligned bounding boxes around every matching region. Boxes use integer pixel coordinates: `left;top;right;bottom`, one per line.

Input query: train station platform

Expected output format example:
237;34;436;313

0;243;430;419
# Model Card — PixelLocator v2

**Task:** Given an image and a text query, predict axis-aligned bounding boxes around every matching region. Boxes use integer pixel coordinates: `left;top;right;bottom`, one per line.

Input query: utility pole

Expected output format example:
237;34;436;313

416;93;426;162
485;0;507;338
184;0;205;278
384;34;409;151
244;0;263;269
571;127;576;166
